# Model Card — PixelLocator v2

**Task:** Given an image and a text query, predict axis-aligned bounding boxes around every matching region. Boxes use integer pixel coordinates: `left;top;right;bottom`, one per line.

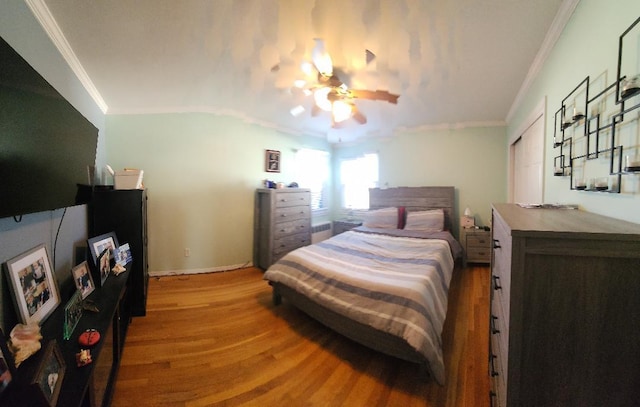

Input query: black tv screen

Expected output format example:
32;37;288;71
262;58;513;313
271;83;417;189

0;36;98;219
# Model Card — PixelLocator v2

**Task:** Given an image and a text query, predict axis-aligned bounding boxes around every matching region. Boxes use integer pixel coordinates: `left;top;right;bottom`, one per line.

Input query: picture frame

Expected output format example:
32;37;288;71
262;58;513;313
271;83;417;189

71;261;95;300
97;248;111;287
63;290;83;341
31;340;65;407
87;232;119;266
3;244;61;325
0;329;15;397
265;149;280;173
115;243;132;266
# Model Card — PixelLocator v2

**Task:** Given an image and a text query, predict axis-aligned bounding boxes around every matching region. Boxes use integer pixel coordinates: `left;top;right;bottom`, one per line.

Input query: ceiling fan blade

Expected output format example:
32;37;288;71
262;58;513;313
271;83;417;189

349;89;400;104
353;109;367;124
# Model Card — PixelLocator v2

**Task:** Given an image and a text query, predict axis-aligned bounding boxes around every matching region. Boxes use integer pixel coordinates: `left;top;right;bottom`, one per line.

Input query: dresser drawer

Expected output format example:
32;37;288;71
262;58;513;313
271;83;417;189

273;218;310;239
273;232;311;256
275;205;310;222
274;192;311;208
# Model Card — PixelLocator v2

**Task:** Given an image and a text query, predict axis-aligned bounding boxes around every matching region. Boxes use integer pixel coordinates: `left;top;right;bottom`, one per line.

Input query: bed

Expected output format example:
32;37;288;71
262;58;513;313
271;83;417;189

263;186;462;385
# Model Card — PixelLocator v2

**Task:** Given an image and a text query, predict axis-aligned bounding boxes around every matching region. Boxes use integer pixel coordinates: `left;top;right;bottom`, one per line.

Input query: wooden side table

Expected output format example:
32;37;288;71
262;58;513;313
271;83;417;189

461;227;491;265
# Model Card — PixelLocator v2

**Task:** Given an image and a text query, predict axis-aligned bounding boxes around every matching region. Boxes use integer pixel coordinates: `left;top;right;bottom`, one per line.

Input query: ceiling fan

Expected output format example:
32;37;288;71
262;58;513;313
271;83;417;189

287;39;400;127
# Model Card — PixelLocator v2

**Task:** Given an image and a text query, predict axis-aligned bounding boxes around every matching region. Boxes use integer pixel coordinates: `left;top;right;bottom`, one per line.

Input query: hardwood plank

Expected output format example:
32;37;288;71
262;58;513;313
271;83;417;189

112;265;489;406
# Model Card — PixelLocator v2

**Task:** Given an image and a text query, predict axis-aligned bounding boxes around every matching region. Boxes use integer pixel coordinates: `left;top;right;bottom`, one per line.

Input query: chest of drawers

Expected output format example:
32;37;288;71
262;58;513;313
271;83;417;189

489;203;640;407
254;188;311;269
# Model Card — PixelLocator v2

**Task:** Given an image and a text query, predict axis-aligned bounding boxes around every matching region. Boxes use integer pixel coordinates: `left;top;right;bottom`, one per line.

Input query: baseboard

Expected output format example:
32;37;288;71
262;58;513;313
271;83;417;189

149;261;253;277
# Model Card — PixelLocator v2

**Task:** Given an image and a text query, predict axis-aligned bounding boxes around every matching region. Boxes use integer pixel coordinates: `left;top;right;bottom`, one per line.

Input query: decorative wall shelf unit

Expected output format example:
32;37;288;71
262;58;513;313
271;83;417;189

553;16;640;194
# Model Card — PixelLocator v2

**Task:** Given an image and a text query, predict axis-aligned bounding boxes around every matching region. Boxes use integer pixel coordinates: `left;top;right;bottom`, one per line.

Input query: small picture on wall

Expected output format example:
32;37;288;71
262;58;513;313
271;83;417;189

265;149;280;173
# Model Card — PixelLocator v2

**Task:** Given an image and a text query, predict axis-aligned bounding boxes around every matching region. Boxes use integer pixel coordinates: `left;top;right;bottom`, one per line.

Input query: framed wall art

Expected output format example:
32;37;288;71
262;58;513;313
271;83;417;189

265;149;280;173
31;340;65;407
3;244;61;325
71;261;95;300
87;232;118;266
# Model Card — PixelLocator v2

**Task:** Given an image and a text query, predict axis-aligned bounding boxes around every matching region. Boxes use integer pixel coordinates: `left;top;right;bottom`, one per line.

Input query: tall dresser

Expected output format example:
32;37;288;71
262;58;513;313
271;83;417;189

254;188;311;269
489;203;640;407
92;189;149;317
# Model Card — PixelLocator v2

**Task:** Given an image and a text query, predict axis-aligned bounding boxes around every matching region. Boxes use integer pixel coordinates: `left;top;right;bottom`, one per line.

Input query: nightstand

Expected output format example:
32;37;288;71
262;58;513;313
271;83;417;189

332;219;363;236
461;227;491;265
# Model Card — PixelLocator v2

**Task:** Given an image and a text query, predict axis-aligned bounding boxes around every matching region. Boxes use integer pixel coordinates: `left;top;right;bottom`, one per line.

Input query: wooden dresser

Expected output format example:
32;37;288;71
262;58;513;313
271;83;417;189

489;203;640;407
254;188;311;269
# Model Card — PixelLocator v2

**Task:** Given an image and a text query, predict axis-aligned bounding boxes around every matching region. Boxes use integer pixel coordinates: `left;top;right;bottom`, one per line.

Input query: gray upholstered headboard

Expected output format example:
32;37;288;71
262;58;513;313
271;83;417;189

368;186;456;232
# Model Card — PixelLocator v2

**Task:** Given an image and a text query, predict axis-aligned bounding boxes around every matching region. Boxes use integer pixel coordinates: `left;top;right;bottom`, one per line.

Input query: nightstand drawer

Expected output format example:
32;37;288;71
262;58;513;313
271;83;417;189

467;234;491;248
467;247;491;262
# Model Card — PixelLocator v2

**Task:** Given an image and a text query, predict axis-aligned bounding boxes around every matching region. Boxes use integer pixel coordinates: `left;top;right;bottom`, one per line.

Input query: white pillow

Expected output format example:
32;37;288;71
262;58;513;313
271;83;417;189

362;207;398;229
403;209;444;232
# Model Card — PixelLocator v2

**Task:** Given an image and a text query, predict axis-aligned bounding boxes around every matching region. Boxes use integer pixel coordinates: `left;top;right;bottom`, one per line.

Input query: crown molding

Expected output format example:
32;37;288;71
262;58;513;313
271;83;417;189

506;0;580;123
25;0;108;113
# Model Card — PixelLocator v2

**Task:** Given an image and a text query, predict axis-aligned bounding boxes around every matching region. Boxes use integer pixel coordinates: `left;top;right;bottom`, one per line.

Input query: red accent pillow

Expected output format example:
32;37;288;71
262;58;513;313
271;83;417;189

397;206;406;229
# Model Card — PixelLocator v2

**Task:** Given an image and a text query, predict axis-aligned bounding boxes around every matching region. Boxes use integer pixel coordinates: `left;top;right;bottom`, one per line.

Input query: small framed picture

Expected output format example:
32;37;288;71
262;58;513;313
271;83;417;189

97;249;111;287
63;290;83;341
0;329;15;397
265;149;280;173
71;261;95;300
31;340;65;407
87;232;119;266
115;243;132;266
3;244;61;325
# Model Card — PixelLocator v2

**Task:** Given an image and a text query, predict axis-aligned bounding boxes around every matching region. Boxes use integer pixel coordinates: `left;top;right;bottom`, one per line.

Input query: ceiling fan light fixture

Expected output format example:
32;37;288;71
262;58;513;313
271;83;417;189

300;61;313;76
332;100;353;123
314;87;332;112
312;39;333;77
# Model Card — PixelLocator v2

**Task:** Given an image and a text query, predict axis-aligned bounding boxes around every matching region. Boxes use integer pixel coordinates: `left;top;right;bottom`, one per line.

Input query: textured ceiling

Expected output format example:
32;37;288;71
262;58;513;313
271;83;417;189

41;0;566;143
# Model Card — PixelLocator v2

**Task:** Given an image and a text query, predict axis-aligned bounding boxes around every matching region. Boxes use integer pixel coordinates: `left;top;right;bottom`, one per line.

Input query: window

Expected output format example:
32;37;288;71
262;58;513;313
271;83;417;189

295;148;330;211
340;153;379;209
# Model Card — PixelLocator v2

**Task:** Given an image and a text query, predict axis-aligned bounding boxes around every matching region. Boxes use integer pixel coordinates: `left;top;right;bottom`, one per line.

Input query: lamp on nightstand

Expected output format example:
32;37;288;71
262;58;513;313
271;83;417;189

461;207;475;229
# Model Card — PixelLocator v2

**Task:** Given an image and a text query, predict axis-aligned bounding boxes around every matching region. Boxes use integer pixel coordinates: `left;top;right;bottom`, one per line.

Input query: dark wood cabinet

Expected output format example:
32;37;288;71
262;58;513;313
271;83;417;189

489;203;640;407
91;189;148;317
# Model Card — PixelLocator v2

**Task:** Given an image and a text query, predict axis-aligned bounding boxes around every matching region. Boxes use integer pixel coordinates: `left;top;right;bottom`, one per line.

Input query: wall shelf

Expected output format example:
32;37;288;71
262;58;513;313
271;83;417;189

553;16;640;194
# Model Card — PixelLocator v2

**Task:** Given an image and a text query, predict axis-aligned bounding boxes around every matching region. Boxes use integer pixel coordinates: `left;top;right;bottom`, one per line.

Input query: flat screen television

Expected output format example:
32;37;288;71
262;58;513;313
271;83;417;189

0;36;98;219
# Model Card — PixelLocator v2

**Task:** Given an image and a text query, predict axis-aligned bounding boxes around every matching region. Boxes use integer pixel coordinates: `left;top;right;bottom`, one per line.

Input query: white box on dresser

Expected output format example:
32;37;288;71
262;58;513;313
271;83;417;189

254;188;311;269
489;203;640;407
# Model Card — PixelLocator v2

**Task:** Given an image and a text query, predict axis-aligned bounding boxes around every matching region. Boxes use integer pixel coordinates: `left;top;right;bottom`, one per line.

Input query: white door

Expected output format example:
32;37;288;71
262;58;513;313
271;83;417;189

511;112;544;203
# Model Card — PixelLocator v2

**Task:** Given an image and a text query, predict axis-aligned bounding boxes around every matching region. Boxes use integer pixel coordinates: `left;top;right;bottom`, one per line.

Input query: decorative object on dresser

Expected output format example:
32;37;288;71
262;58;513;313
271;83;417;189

91;188;149;317
332;219;363;236
254;188;312;269
460;227;490;265
489;203;640;407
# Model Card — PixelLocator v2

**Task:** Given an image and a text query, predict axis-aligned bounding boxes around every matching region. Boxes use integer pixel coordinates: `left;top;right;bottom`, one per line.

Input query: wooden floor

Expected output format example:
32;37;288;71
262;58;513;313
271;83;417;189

112;265;490;407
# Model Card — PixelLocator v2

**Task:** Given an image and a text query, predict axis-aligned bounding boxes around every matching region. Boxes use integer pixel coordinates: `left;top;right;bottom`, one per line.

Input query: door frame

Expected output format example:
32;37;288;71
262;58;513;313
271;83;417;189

508;97;546;203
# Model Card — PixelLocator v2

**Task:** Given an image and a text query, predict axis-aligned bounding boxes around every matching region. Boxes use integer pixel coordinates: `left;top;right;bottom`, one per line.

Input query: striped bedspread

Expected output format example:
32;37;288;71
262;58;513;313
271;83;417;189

263;228;460;384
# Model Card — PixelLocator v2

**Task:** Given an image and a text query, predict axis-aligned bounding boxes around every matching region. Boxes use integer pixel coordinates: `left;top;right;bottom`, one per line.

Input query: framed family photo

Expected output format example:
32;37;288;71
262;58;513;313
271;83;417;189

63;290;83;341
87;232;118;266
265;149;280;173
97;249;111;287
71;261;95;300
31;340;65;407
3;244;61;325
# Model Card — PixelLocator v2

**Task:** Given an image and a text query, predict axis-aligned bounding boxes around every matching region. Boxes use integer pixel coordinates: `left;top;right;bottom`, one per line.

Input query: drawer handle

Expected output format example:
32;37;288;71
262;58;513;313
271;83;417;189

492;275;502;290
493;239;501;249
491;315;500;334
490;354;499;377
